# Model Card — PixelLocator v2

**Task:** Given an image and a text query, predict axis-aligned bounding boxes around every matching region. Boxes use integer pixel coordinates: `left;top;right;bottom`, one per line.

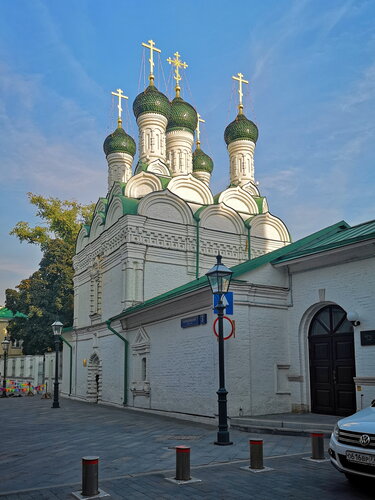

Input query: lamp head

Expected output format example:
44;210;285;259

205;253;233;295
1;337;10;353
347;311;360;327
51;320;63;336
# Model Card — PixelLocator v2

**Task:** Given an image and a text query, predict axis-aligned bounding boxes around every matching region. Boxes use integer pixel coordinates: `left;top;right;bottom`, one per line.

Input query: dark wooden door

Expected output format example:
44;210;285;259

309;305;356;416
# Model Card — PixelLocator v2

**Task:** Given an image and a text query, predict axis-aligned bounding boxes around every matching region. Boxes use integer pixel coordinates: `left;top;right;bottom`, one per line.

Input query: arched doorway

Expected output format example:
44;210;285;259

87;353;102;403
309;305;356;416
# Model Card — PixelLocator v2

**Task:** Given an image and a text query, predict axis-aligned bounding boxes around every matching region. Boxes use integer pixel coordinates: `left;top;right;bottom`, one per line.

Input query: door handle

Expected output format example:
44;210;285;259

333;368;337;385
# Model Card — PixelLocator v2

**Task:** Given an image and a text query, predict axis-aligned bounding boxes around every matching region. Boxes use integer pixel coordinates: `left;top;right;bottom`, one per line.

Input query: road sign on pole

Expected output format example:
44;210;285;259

214;292;233;315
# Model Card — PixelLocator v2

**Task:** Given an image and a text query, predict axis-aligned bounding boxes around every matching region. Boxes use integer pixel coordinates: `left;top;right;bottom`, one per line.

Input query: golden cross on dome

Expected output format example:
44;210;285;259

142;39;161;84
167;51;188;97
111;88;128;127
196;113;205;147
232;72;249;113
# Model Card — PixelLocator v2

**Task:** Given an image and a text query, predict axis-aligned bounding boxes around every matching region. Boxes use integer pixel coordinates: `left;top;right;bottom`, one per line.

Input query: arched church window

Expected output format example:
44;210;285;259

141;357;147;381
130;327;150;397
241;154;246;175
309;305;353;336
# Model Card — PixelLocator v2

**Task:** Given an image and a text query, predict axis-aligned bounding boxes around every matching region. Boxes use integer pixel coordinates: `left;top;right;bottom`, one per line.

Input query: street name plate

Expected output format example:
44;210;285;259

181;314;207;329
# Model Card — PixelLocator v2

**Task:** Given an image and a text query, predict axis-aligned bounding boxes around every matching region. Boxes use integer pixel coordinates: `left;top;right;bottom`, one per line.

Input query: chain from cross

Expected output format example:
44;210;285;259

232;72;249;111
167;51;188;86
196;113;205;146
142;39;161;81
111;88;128;124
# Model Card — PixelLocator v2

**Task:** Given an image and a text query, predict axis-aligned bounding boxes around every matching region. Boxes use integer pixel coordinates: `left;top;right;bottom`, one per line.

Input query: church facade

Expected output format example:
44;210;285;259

61;41;375;419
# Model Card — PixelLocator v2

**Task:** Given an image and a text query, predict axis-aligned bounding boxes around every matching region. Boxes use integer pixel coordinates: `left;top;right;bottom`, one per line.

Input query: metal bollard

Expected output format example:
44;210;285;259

250;439;264;470
311;433;324;460
82;456;99;497
175;446;191;481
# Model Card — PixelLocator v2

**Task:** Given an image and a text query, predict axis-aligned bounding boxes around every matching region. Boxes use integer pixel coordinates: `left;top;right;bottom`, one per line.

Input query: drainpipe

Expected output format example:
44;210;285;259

245;220;251;260
106;319;128;406
60;336;72;396
194;214;200;279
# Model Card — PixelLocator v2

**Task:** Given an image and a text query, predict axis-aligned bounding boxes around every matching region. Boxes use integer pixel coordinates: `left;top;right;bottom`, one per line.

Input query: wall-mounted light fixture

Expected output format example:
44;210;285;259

347;311;360;327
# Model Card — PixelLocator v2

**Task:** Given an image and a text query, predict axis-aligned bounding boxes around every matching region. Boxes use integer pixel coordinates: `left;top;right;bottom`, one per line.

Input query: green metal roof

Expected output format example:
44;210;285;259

254;197;264;213
103;126;136;157
110;220;348;321
224;113;259;145
133;84;171;120
0;307;27;319
159;177;171;189
272;219;375;264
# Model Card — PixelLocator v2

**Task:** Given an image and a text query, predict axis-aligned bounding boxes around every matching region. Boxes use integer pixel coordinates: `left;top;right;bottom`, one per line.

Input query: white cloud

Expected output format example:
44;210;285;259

259;168;301;195
0;62;106;203
340;63;375;111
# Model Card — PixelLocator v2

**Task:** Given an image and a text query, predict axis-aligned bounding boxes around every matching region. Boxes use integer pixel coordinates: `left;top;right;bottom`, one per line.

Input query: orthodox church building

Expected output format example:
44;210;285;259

62;41;375;419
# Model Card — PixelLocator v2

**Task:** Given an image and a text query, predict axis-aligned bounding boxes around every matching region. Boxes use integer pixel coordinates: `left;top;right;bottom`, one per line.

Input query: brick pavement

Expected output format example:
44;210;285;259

0;397;372;499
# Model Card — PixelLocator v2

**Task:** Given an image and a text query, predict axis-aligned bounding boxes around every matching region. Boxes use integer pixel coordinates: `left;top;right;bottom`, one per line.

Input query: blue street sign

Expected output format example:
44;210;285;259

214;292;234;315
181;314;207;329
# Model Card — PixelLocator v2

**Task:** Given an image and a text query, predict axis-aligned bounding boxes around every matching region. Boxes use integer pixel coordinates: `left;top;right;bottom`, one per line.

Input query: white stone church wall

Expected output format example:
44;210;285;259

73;335;90;399
121;282;291;417
74;278;91;328
125;308;216;415
101;261;123;320
287;255;375;412
98;330;125;405
246;304;290;415
143;259;193;300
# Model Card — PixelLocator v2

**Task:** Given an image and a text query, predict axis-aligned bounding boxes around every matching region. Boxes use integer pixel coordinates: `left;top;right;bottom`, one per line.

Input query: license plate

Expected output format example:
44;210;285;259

346;451;375;466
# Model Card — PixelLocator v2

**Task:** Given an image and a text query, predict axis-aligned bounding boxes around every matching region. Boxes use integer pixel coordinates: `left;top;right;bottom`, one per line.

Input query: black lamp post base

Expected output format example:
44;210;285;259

214;440;233;446
51;402;60;408
215;431;233;446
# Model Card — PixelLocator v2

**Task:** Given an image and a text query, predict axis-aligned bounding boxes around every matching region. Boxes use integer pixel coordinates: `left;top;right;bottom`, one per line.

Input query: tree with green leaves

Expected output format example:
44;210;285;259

5;193;94;354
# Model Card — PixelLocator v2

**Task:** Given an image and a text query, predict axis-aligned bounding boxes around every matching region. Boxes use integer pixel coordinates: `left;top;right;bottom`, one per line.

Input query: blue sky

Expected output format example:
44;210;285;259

0;0;374;303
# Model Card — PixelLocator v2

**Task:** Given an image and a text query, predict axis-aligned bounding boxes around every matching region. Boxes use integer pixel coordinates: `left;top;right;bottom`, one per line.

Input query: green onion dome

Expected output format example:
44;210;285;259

192;147;214;173
167;96;198;134
224;113;258;145
103;126;136;157
133;84;171;120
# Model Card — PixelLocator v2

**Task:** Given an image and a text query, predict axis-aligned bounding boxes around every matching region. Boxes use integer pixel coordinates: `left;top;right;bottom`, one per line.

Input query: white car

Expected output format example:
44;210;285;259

329;402;375;482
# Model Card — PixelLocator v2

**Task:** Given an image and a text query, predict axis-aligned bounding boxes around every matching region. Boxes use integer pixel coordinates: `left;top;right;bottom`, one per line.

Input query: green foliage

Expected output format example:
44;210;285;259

10;192;94;249
6;193;94;354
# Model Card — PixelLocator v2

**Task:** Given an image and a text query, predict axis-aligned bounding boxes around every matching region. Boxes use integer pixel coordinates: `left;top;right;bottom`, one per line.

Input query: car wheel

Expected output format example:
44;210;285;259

344;472;360;484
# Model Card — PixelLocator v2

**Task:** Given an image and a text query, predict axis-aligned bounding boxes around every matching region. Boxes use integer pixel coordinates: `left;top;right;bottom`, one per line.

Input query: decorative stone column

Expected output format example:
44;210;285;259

166;129;194;176
228;140;255;186
137;113;168;164
107;152;133;191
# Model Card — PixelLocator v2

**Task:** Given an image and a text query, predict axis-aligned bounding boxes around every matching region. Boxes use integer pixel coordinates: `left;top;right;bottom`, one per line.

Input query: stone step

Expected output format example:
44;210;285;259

231;417;336;437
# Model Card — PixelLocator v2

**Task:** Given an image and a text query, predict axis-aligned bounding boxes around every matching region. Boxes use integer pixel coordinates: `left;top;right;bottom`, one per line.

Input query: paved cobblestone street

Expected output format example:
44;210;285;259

0;397;373;499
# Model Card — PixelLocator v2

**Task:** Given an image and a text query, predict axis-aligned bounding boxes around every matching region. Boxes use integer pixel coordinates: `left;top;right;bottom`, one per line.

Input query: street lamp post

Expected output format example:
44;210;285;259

1;337;10;398
206;253;233;446
51;320;63;409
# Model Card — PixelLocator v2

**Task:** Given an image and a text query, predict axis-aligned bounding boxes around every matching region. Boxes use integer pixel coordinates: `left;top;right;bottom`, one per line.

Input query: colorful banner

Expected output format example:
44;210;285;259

0;381;46;393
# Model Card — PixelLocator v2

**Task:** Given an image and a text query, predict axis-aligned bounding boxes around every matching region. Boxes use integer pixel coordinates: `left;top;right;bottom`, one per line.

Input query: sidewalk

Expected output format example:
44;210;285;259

231;412;341;437
0;397;370;499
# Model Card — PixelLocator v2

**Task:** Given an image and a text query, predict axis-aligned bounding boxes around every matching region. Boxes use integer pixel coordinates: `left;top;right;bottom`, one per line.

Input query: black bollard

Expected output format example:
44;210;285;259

250;439;264;470
82;456;99;497
311;433;324;460
175;446;191;481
